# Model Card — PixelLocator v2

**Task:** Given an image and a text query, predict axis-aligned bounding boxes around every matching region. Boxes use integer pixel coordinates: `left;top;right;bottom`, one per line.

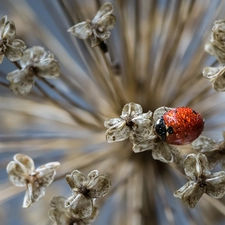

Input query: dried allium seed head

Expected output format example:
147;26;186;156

105;102;156;144
49;196;99;225
65;170;110;219
174;153;225;208
6;46;60;95
68;3;116;47
6;154;60;208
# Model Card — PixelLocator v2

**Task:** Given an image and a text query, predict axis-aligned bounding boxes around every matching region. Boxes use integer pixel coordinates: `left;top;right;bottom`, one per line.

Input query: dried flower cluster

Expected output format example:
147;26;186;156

68;3;116;47
49;170;110;224
174;153;225;208
6;154;60;208
7;46;60;95
204;20;225;91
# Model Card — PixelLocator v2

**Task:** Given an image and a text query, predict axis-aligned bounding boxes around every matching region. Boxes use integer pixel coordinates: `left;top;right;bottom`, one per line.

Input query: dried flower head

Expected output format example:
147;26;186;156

202;66;225;92
49;196;98;225
174;153;225;208
105;102;155;143
192;134;225;170
65;170;110;219
0;15;26;63
6;46;60;95
68;3;116;47
6;154;60;208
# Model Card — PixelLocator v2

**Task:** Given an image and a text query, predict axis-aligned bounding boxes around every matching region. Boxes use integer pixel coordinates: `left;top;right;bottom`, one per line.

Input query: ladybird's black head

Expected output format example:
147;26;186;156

155;117;167;141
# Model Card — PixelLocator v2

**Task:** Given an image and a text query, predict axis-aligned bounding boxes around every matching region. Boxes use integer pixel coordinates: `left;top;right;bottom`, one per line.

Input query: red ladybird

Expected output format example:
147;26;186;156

154;107;204;145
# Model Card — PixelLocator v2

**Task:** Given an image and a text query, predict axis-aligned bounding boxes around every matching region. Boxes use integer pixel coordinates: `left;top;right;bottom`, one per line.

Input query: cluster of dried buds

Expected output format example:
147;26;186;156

105;102;225;208
6;154;110;225
203;20;225;91
0;15;60;95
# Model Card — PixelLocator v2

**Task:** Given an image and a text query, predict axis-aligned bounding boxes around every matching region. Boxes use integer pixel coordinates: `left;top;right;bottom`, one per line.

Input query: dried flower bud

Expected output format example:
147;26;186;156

68;3;116;47
65;170;110;219
6;46;60;95
105;102;156;148
174;153;225;208
6;154;60;208
49;196;98;225
0;15;26;63
203;66;225;92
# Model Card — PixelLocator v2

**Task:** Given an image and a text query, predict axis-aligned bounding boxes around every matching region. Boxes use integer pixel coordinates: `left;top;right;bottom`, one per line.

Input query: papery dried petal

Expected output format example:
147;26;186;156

32;183;47;202
213;68;225;92
0;15;8;35
10;39;26;50
152;142;173;163
86;205;99;222
121;102;142;119
191;136;217;152
97;14;116;33
174;181;205;208
104;118;122;128
67;194;93;219
206;171;225;198
3;21;16;40
68;21;92;39
7;68;35;95
49;196;71;224
132;138;156;153
202;67;221;81
23;183;33;208
20;46;45;67
14;154;35;174
88;175;111;198
37;162;60;170
87;170;99;184
36;58;60;78
92;3;114;23
66;170;86;190
35;167;57;188
131;111;154;142
6;161;28;187
184;153;209;180
4;45;23;62
105;120;130;142
202;151;220;170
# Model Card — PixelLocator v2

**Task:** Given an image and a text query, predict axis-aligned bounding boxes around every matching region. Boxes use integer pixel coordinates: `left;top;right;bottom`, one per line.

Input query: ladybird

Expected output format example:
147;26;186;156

154;107;204;145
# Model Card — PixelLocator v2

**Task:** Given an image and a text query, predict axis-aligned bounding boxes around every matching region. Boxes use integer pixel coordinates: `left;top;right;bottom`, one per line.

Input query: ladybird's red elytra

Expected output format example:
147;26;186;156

155;107;204;145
